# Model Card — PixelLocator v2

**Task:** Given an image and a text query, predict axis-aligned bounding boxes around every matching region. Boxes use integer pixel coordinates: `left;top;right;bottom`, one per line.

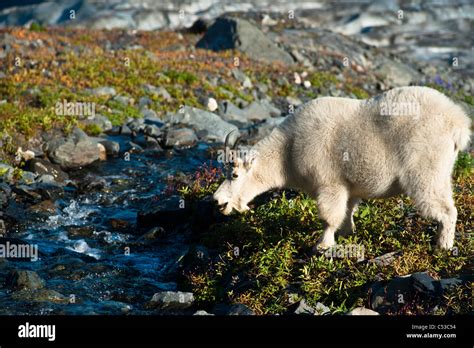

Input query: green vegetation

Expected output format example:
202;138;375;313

179;163;473;315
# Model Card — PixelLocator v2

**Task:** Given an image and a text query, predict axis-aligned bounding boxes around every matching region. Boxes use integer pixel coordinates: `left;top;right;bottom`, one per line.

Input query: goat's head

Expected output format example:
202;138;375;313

213;131;257;215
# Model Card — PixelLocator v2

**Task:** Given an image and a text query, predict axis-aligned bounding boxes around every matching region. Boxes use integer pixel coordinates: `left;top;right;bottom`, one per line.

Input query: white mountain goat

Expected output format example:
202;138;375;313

213;86;471;251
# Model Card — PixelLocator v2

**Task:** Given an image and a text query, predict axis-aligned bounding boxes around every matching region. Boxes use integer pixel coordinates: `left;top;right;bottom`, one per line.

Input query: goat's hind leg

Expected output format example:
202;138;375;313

313;186;349;252
410;180;457;250
338;198;360;237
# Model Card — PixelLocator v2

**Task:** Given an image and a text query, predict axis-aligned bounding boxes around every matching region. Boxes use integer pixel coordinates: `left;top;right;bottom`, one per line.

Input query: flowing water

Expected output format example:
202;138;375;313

0;135;215;314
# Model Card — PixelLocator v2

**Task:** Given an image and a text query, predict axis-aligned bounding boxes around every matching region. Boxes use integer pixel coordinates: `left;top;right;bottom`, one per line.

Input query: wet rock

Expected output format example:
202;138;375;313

293;299;330;315
28;200;57;215
34;182;64;201
24;158;69;183
67;226;95;239
45;127;101;170
137;196;190;228
149;291;194;310
78;175;107;192
138;226;168;242
213;303;255;316
18;171;36;185
346;307;380;315
144;124;162;138
168;106;238;143
164;128;198;148
6;270;45;290
196;17;293;65
108;218;131;232
120;124;132;136
11;289;68;303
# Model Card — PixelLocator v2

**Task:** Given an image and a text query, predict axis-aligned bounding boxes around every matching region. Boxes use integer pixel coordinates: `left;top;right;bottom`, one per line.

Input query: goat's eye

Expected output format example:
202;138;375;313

232;173;239;179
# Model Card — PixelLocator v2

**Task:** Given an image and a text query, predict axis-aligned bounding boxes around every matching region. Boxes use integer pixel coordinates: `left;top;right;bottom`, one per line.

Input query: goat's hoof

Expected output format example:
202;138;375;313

311;242;336;256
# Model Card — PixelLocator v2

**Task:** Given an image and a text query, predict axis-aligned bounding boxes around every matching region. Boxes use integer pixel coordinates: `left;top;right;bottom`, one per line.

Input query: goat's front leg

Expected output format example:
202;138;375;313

313;186;349;252
338;198;360;237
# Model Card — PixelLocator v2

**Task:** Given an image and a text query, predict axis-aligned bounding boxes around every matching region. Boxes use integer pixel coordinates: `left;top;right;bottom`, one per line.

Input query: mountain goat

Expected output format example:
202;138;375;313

213;86;471;251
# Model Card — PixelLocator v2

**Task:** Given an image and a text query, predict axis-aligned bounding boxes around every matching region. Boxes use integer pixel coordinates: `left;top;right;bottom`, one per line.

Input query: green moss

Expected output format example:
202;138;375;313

82;123;102;136
309;71;338;89
464;95;474;106
29;22;45;32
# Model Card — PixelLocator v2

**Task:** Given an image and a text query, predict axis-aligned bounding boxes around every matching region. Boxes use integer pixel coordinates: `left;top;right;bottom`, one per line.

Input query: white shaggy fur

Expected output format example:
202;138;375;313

213;86;472;250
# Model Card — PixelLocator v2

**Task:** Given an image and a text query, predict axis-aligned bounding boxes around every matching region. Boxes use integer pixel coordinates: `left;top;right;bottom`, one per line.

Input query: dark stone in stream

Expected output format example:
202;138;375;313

67;226;95;239
108;218;131;232
34;182;64;200
27;199;57;216
137;196;191;229
24;158;69;182
6;270;45;290
11;289;69;303
138;226;168;242
78;175;107;192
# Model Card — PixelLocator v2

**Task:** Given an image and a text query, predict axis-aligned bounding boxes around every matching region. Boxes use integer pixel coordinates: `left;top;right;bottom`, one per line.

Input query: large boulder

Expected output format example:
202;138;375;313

168;106;238;143
196;17;293;65
45;128;101;170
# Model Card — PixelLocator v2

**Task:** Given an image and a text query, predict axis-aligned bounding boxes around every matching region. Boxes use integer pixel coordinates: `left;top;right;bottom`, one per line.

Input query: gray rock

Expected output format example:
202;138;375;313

294;299;330;315
143;84;172;101
89;86;116;97
144;124;162;138
232;68;252;88
374;59;421;87
164;128;198;148
369;251;402;267
139;96;153;109
24;158;69;182
346;307;379;315
169;106;238;143
244;100;280;121
218;100;248;123
6;270;45;290
113;95;134;106
80;114;113;133
249;116;286;142
45;128;101;170
90;138;120;156
196;17;294;65
411;272;437;294
371;275;413;313
141;108;158;119
149;291;194;310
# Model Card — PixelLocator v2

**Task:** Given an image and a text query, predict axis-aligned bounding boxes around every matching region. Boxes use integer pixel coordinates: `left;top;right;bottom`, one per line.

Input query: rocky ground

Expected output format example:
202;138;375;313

0;6;472;315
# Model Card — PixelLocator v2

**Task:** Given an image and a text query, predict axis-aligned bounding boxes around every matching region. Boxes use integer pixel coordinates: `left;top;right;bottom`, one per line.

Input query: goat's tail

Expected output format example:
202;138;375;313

452;109;472;152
